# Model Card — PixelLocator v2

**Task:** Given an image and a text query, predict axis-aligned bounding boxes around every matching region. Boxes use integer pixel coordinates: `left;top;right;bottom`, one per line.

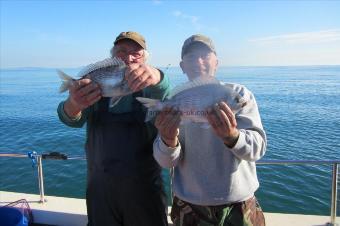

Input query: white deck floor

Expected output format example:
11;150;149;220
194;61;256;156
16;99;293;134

0;191;338;226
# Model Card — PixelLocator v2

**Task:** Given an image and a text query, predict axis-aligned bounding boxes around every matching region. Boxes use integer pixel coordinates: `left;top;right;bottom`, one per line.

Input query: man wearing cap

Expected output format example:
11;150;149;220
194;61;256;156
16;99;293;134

153;34;267;226
57;31;169;226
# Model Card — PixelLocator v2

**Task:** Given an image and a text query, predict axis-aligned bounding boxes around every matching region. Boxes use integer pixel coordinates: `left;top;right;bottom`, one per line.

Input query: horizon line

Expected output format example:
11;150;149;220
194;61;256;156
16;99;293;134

1;64;340;71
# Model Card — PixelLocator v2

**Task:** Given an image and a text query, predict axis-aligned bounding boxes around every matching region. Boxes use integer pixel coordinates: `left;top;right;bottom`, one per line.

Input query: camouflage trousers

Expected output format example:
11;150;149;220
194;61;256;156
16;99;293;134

170;196;265;226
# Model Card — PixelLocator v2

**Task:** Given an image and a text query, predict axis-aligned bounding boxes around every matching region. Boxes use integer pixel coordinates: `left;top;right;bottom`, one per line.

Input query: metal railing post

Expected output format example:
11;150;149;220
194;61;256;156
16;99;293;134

36;155;45;203
328;163;339;226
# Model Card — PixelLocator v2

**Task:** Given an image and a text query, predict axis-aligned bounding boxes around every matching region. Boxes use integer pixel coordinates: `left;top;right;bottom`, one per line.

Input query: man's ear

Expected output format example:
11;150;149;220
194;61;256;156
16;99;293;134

213;58;219;74
180;61;185;74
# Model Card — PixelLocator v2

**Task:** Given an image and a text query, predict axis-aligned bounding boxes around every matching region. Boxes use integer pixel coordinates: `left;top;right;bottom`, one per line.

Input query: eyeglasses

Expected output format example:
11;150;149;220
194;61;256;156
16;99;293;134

115;48;144;60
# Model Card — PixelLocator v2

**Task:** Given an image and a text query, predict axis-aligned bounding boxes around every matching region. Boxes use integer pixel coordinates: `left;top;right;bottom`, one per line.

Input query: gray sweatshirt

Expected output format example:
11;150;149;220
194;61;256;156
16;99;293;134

153;82;267;206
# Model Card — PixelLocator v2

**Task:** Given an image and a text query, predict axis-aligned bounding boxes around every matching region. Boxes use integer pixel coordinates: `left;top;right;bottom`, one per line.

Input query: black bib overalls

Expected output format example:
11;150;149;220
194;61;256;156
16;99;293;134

85;94;168;226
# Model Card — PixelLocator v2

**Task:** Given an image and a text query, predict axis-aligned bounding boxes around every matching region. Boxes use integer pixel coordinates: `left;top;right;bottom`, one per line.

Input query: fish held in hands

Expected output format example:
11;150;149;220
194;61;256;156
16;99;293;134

58;57;132;106
137;76;248;124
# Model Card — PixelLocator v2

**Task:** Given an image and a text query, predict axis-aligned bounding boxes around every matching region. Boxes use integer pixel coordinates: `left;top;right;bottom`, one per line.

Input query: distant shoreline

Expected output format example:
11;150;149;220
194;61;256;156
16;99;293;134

1;65;340;71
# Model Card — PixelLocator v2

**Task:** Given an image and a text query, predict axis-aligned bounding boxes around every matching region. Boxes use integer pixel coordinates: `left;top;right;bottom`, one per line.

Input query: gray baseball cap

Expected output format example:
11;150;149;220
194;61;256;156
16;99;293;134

181;34;216;58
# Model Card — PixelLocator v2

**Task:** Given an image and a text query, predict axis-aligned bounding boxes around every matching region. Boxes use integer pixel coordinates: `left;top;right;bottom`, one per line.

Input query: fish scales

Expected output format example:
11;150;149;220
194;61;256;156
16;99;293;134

57;57;132;106
137;77;248;123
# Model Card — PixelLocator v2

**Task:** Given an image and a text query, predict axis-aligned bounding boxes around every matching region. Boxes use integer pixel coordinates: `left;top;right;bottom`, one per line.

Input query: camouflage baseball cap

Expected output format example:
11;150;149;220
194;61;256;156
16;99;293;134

181;34;216;58
114;31;146;49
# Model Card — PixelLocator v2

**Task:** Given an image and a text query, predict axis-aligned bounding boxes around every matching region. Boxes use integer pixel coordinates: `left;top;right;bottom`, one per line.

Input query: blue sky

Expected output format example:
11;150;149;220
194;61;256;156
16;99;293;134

1;0;340;68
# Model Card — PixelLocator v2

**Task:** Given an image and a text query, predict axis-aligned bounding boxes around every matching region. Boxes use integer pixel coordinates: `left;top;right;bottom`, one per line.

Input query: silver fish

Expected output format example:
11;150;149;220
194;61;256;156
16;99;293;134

137;76;248;124
58;57;131;106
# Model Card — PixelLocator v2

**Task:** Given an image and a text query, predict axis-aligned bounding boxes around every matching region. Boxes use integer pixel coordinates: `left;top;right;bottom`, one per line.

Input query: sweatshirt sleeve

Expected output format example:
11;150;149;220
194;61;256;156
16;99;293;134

153;134;182;168
57;101;88;128
229;86;267;162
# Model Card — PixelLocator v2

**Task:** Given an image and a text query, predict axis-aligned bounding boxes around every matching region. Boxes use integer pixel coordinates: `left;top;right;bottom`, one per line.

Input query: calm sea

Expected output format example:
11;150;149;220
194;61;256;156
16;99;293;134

0;65;339;216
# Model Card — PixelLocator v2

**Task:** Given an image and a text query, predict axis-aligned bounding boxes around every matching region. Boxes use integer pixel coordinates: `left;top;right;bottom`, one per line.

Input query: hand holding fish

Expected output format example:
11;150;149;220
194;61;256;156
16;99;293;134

155;107;181;148
125;63;161;92
206;102;240;148
58;57;134;108
64;79;101;118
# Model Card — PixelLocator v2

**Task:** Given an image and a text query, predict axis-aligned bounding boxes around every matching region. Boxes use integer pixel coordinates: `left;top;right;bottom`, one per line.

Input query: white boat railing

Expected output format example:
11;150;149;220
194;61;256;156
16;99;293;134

0;152;339;226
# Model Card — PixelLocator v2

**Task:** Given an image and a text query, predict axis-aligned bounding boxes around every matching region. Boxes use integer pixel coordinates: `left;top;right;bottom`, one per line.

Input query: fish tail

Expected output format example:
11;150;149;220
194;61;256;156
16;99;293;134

136;97;161;122
57;69;73;93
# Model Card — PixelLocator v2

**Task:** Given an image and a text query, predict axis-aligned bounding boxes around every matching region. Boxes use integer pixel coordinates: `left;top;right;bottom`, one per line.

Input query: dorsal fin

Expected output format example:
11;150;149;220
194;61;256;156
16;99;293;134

78;57;126;77
169;76;220;98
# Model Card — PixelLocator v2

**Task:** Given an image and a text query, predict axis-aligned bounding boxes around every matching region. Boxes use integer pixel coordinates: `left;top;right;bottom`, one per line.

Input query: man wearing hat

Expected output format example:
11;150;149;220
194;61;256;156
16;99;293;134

58;31;169;226
153;34;267;226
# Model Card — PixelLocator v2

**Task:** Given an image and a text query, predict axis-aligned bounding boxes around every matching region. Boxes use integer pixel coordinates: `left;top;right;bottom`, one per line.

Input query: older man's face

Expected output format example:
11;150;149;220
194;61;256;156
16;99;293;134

181;43;218;80
114;39;145;65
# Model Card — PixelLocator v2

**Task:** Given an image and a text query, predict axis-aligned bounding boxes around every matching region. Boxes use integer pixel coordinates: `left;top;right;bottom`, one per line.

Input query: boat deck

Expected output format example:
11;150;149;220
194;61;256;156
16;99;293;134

0;191;338;226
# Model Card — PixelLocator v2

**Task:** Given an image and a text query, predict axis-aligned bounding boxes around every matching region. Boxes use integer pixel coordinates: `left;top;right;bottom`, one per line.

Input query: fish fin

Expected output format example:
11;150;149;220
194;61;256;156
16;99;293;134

136;97;160;109
136;97;162;122
109;97;123;108
78;57;126;77
57;69;74;93
169;76;220;98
